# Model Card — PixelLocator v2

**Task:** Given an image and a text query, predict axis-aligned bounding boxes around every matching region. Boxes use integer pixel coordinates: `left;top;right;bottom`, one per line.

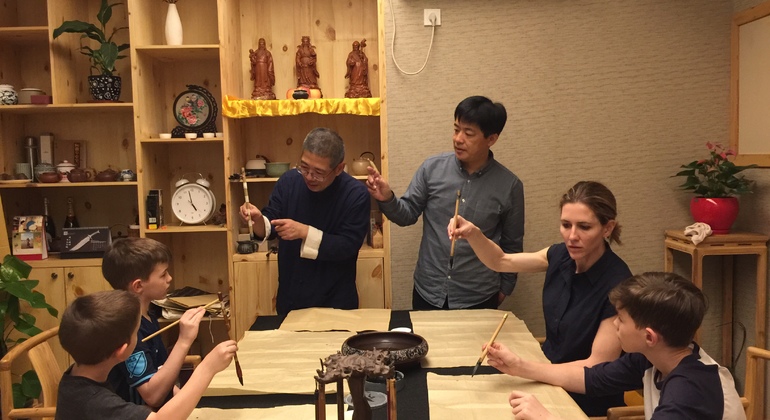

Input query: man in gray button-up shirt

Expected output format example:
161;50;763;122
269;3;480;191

367;96;524;309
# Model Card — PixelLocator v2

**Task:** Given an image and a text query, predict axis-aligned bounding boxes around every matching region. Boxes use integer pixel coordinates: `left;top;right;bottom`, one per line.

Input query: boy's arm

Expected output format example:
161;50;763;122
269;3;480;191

486;343;587;393
146;340;237;420
138;308;205;408
509;390;562;420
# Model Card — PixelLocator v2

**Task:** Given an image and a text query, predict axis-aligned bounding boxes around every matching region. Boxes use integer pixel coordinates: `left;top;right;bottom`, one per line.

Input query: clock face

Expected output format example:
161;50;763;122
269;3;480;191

171;183;216;225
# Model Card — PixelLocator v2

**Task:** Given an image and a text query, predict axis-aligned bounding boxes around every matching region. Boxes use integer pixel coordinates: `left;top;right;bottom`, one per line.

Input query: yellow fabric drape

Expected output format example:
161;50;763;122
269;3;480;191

222;95;381;118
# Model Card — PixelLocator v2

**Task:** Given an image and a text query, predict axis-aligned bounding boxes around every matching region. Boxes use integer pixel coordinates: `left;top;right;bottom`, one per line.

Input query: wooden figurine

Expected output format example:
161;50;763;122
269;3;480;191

288;35;322;99
345;39;372;98
249;38;276;100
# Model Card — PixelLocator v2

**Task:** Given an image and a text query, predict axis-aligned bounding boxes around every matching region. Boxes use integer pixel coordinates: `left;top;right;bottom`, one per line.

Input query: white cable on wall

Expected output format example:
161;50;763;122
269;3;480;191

389;0;437;75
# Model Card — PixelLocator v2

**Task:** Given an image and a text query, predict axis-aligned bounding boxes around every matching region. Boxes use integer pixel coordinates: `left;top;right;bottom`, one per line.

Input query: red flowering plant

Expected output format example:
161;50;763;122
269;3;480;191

674;142;756;198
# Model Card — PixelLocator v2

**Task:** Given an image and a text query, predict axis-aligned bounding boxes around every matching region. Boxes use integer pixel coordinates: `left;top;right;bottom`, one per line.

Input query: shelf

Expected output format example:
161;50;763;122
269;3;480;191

232;245;384;262
0;181;138;189
144;225;228;234
141;137;224;144
0;26;48;43
24;254;102;268
232;175;367;184
134;45;220;62
222;96;382;118
0;103;134;114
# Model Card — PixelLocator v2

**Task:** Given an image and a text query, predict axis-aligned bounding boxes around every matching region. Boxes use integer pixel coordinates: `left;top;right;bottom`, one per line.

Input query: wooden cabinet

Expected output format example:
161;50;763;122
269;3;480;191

1;0;390;348
24;258;107;370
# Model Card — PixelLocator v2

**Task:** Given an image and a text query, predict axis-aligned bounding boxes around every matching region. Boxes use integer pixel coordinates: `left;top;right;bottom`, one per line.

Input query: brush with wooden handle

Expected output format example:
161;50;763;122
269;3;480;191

471;312;508;377
218;291;243;386
241;167;254;239
141;298;220;342
449;190;461;270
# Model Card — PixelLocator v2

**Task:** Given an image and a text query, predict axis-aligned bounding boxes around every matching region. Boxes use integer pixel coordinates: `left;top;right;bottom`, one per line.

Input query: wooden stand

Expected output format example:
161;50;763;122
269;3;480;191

664;230;768;417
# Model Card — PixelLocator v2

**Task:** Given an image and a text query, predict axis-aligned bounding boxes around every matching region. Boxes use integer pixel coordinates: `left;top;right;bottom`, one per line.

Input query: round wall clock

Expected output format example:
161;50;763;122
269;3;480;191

171;173;216;225
171;84;218;138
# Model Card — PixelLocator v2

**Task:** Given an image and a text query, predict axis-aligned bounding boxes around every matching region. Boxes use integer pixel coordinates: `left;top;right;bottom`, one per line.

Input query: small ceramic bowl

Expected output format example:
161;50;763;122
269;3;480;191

265;162;290;177
185;132;198;139
203;132;215;139
159;133;172;139
215;132;224;137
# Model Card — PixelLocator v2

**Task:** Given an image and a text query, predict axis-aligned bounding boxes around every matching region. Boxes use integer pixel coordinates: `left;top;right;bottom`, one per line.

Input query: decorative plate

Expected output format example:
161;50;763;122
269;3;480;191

173;87;214;129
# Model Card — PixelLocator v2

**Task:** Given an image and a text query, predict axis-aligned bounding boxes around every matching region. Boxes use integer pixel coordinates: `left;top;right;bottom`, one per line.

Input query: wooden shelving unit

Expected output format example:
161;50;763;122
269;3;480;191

0;0;390;347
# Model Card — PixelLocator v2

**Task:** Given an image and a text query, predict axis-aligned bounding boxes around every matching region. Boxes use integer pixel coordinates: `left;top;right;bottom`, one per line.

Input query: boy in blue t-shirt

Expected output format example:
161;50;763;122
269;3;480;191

488;272;745;419
103;237;209;409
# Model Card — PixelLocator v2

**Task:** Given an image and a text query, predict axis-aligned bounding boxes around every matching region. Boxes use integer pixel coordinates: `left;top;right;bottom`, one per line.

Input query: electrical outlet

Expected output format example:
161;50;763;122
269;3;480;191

424;9;441;26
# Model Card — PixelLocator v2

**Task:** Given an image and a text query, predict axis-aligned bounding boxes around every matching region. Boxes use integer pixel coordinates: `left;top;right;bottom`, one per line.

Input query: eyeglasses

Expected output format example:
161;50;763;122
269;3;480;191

296;165;333;182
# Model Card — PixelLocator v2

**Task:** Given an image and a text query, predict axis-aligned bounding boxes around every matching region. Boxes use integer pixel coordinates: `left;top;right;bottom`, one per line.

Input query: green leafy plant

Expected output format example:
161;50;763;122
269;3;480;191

0;255;58;408
674;142;757;198
52;0;129;76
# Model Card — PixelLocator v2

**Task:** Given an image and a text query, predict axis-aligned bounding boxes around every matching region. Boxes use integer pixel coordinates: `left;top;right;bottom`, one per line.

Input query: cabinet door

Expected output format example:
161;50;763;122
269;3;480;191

356;257;385;308
25;267;68;372
63;266;110;304
232;261;279;340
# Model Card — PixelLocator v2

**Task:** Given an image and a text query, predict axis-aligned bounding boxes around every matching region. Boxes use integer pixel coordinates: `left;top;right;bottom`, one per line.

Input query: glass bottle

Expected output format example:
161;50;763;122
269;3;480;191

63;197;79;229
43;197;57;251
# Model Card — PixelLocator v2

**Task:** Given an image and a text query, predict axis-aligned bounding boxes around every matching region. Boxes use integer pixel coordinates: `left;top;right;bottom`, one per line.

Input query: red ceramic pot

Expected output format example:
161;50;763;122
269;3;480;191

689;197;739;234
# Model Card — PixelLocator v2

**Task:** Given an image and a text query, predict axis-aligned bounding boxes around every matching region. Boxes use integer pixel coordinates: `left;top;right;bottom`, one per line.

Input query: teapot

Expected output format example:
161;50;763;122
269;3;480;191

37;172;61;183
67;168;92;182
246;154;270;177
95;167;118;182
350;152;377;176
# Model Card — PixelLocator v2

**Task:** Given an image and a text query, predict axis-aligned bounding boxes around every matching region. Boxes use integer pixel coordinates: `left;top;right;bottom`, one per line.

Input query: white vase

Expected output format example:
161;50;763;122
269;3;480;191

165;3;183;46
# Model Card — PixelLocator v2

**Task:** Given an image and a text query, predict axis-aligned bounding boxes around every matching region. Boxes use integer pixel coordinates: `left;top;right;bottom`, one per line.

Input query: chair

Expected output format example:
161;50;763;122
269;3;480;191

744;346;770;420
0;326;60;420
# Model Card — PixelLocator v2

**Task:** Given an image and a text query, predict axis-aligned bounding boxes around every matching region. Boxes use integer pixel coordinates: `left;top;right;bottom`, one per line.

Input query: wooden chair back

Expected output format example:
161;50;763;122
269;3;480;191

744;346;770;420
0;326;61;420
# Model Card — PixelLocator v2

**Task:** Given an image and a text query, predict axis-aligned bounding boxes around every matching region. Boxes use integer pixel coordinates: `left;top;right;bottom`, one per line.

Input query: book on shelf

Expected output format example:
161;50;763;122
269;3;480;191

11;215;48;261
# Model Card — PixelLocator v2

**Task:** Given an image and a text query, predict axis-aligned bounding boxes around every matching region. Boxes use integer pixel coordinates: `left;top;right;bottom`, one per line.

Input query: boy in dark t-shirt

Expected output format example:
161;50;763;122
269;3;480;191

487;272;745;419
56;290;237;420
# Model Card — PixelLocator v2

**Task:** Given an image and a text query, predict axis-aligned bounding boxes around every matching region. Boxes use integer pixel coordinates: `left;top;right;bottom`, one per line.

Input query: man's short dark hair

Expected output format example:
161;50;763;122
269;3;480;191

609;272;707;348
59;290;140;365
102;237;171;290
454;96;507;138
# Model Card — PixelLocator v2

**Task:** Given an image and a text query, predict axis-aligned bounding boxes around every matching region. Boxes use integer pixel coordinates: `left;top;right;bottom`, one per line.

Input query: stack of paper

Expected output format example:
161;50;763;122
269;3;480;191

152;294;222;320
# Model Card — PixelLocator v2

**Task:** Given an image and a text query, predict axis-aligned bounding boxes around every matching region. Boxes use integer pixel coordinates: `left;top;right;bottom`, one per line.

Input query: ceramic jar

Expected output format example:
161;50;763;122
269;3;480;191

34;162;56;182
0;85;18;105
17;88;45;104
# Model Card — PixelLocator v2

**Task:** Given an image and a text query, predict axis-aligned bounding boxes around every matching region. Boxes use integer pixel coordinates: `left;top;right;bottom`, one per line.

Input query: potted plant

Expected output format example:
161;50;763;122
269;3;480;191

674;142;757;234
0;255;58;409
52;0;129;102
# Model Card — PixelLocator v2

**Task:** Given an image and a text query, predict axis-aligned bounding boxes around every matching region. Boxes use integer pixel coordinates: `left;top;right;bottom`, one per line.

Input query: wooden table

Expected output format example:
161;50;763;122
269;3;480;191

197;310;588;419
664;230;768;417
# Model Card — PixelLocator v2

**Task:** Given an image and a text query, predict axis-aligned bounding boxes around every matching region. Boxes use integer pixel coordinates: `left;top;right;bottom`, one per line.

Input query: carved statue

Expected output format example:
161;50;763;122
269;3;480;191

249;38;276;100
295;35;320;89
314;350;395;420
345;39;372;98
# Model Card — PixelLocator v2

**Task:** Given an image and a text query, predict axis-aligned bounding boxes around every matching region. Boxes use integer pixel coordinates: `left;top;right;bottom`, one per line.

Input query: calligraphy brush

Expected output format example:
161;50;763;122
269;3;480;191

142;298;220;342
471;312;508;377
218;292;244;385
449;190;461;270
241;167;254;239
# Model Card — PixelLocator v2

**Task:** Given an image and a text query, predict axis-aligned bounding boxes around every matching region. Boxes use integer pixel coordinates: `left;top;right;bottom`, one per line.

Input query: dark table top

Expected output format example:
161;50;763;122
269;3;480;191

197;310;500;420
